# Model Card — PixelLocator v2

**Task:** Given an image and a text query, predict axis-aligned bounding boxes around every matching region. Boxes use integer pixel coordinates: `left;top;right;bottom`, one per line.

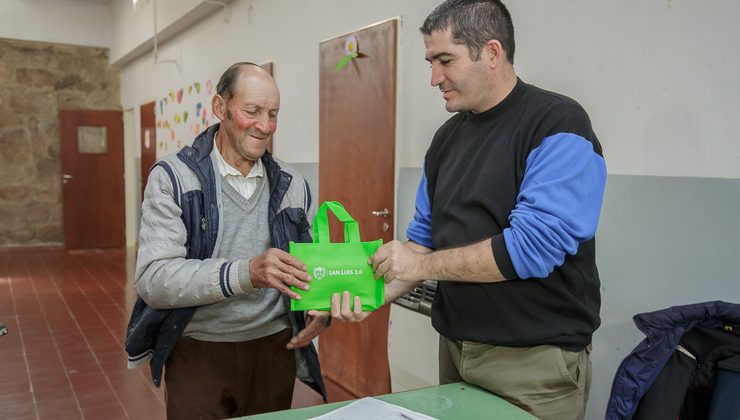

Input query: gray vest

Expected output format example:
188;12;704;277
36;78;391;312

184;175;290;341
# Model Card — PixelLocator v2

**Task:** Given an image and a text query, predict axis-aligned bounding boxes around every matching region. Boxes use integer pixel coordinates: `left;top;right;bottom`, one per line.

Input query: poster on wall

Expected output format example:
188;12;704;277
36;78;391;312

154;79;216;158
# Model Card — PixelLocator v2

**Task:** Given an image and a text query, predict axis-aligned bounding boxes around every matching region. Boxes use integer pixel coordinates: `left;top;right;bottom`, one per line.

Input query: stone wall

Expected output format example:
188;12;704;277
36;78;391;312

0;38;121;247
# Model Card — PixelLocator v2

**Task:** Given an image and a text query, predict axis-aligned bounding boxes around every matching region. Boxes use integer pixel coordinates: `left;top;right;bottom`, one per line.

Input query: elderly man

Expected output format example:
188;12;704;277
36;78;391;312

126;62;327;419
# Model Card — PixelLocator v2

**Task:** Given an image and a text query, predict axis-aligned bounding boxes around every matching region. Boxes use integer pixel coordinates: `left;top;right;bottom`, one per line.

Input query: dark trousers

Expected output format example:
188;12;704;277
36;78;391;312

164;329;296;420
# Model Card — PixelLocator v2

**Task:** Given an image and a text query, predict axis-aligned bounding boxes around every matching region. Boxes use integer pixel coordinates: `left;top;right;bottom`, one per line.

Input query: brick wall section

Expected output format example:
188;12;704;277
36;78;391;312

0;38;121;246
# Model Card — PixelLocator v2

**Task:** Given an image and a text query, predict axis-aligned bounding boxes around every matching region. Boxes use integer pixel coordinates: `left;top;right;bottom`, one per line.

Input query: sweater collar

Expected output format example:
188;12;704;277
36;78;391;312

467;77;528;122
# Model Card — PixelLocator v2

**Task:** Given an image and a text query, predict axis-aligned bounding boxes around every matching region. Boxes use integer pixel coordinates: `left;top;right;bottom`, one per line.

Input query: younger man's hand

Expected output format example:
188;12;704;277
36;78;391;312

308;291;371;323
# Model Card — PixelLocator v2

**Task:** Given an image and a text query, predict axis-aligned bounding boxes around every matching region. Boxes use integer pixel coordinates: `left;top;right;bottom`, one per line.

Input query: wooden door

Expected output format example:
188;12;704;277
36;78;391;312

318;19;397;400
59;110;125;249
140;102;157;200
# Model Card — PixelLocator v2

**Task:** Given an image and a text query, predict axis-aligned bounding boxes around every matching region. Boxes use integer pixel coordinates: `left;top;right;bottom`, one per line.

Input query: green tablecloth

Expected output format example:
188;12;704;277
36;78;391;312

237;382;536;419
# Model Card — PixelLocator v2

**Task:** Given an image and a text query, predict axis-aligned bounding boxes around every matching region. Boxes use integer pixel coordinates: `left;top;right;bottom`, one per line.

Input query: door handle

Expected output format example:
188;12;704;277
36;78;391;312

63;174;73;184
371;208;390;218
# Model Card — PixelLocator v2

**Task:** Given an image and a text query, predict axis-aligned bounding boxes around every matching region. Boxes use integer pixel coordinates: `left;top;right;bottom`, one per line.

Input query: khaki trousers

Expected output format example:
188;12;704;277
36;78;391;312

165;329;296;420
439;336;592;420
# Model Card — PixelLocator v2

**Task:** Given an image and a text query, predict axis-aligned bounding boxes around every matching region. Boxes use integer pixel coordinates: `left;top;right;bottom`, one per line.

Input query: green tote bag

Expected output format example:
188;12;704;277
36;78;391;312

289;201;384;312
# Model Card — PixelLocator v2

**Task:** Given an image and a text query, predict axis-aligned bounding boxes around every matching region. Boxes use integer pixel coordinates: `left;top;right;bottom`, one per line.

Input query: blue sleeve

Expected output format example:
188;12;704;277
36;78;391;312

502;133;606;279
406;166;435;249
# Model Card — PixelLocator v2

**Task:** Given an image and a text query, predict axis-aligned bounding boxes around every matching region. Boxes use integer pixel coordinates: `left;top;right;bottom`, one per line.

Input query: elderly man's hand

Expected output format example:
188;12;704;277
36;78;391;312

369;240;425;283
286;312;330;349
249;248;311;300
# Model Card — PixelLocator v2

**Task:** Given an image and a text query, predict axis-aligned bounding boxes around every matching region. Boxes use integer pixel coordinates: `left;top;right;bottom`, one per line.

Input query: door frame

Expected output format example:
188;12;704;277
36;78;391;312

123;108;139;248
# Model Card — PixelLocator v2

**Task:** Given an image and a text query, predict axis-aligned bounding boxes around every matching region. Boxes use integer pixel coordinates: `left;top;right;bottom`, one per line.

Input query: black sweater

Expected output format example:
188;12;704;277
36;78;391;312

408;79;606;351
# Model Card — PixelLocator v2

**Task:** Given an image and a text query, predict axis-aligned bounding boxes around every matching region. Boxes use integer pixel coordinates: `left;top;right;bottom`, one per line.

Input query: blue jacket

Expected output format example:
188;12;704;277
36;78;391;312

124;124;327;401
606;301;740;419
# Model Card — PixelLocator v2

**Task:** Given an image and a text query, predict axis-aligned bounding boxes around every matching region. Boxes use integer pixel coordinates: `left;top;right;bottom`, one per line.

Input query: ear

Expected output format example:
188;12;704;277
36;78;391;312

212;94;227;121
483;39;504;68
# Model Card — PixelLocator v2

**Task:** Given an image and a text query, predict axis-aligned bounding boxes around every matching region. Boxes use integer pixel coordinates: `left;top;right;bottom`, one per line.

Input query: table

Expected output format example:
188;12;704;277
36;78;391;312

237;382;536;419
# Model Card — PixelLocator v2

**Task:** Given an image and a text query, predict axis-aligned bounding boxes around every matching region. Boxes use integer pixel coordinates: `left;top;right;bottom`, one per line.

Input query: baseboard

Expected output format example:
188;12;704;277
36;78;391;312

0;243;64;252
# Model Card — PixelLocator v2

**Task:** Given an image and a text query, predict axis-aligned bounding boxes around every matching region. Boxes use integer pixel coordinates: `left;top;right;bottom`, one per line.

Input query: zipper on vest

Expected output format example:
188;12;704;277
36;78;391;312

200;216;206;232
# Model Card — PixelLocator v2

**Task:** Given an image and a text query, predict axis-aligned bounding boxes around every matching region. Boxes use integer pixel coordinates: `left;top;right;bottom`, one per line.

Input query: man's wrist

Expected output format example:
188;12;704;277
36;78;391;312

238;259;259;292
416;252;432;280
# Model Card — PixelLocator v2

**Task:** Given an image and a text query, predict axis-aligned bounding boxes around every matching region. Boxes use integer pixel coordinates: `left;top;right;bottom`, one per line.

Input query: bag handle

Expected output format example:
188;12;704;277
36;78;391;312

313;201;361;244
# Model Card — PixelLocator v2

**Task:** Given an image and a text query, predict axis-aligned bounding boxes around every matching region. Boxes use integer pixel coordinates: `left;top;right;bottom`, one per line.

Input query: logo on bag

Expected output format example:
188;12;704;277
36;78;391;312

313;266;326;280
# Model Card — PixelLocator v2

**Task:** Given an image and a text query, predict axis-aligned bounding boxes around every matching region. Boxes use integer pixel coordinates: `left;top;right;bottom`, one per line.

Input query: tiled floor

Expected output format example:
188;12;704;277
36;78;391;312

0;247;324;420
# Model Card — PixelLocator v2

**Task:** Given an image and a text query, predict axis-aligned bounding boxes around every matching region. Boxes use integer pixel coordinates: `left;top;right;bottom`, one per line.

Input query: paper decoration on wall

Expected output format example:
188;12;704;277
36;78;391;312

335;33;360;73
156;79;216;157
189;122;203;136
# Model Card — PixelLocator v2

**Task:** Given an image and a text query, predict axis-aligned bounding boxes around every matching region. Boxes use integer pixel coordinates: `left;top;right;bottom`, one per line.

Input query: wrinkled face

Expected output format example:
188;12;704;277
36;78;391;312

217;71;280;161
424;29;491;113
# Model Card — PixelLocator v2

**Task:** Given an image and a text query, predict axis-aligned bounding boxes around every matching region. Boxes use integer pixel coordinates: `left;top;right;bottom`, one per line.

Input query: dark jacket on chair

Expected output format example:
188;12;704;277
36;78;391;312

606;301;740;420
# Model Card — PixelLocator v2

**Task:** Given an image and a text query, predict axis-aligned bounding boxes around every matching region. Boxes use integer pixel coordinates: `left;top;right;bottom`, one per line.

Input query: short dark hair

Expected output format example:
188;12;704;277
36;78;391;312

216;62;260;100
420;0;515;64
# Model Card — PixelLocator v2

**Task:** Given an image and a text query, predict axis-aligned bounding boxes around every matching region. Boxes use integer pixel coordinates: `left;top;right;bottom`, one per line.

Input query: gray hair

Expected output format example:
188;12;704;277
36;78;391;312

420;0;515;64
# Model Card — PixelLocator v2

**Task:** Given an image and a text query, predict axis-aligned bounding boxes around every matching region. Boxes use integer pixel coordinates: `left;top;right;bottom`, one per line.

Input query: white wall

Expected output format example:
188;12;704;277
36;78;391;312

510;0;740;179
118;0;448;165
109;0;217;65
0;0;111;48
117;0;740;179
